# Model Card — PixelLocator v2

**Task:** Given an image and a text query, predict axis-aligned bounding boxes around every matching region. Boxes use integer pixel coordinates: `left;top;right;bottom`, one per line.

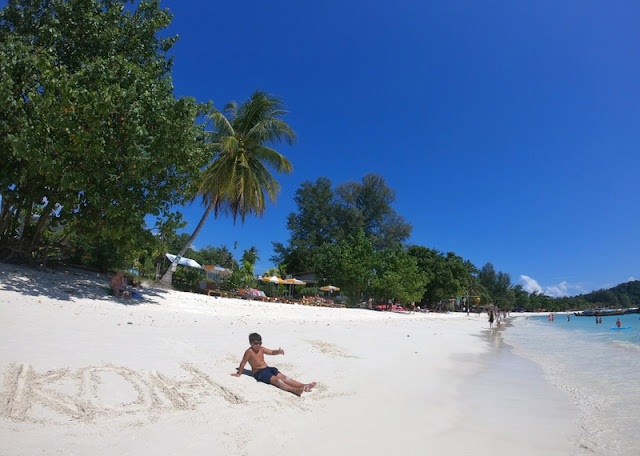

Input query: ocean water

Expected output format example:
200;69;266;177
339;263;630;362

503;313;640;456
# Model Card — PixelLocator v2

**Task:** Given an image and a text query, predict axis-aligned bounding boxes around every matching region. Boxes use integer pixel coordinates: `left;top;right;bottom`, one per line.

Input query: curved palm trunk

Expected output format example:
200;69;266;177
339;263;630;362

159;201;215;286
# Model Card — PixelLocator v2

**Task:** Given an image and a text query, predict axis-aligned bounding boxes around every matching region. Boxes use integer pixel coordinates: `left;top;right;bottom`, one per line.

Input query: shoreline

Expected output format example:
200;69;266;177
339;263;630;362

0;264;579;455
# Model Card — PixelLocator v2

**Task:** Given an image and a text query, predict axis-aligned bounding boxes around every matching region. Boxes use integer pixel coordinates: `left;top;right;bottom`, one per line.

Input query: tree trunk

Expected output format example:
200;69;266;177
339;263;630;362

0;196;10;240
31;204;54;247
20;204;33;241
159;201;216;286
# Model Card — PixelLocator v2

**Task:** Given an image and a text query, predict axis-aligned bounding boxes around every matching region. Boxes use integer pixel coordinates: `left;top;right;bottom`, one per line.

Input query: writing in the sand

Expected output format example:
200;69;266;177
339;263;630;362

1;363;243;423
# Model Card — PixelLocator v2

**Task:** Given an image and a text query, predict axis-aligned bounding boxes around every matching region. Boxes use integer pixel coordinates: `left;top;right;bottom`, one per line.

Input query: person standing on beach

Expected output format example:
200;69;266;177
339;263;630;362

231;333;316;396
488;310;494;329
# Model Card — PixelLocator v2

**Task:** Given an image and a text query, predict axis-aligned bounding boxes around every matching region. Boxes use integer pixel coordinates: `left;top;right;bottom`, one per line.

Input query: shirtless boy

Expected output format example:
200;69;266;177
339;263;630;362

110;271;130;298
231;333;316;396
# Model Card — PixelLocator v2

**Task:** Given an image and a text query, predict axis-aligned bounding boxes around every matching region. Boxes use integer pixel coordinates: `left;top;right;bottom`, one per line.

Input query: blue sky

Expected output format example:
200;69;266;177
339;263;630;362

162;1;636;296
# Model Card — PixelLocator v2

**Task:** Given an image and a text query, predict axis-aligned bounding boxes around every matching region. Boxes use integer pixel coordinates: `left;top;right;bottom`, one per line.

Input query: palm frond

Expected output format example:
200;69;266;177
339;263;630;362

209;110;235;137
196;90;295;224
253;146;294;173
246;119;296;146
223;101;238;118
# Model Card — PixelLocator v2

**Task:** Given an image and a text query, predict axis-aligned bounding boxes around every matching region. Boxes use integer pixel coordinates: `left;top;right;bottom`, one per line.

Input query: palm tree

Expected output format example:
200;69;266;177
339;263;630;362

160;90;295;286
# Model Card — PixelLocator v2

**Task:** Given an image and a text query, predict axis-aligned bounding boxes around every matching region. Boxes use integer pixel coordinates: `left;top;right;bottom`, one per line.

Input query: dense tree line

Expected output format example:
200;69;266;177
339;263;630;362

2;2;636;311
271;176;640;310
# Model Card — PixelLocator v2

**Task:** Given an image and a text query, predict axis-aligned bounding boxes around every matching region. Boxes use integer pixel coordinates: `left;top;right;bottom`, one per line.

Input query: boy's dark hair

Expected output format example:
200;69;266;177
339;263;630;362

249;333;262;344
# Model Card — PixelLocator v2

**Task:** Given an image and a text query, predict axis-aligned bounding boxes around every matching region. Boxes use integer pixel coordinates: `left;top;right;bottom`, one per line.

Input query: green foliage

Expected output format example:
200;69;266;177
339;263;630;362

512;284;530;310
239;246;259;286
195;245;236;269
315;231;375;306
371;248;426;304
553;280;640;311
199;90;295;223
221;269;243;291
160;90;295;285
407;246;474;305
274;174;412;274
334;174;412;251
478;263;515;309
299;286;319;298
272;177;336;273
0;0;208;266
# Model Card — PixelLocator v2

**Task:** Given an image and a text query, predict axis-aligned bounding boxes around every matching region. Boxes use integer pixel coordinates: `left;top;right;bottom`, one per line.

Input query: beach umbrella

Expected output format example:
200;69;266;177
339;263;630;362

320;285;340;292
284;278;306;297
262;275;285;297
262;275;285;284
165;253;203;269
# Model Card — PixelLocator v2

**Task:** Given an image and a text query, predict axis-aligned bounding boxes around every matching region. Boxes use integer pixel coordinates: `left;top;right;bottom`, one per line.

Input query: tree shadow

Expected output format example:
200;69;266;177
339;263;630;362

0;262;172;305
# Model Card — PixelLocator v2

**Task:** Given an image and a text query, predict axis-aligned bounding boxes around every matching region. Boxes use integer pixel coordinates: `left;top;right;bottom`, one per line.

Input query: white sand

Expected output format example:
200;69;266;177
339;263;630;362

0;263;580;455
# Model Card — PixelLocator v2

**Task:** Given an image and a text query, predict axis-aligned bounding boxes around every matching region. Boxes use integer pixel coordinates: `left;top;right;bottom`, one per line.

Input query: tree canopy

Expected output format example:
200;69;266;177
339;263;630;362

273;174;412;275
0;0;207;267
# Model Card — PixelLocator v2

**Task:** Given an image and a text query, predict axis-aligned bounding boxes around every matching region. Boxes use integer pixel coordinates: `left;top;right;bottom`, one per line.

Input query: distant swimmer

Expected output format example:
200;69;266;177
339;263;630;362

567;314;570;322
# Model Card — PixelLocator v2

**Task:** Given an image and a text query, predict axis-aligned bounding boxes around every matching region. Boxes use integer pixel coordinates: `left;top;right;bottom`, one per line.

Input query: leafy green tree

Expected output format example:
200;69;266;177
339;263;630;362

160;90;295;285
274;174;411;275
407;246;473;306
0;0;207;266
315;231;375;306
529;291;554;311
272;177;337;273
585;289;619;307
239;246;259;286
371;247;426;305
334;174;412;250
513;284;530;310
478;263;514;309
196;245;236;269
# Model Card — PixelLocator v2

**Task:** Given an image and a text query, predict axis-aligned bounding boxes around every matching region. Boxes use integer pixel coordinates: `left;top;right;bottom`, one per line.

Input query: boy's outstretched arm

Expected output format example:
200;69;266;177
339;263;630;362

231;350;250;377
263;347;284;355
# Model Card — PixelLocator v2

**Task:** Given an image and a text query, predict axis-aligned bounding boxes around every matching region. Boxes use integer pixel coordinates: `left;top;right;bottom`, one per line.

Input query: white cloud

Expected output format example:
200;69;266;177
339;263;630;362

519;275;544;294
545;281;570;298
518;275;586;298
628;276;637;282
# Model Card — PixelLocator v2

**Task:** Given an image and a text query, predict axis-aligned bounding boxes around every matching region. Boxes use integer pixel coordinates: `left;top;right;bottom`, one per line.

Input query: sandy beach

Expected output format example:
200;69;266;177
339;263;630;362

0;263;580;455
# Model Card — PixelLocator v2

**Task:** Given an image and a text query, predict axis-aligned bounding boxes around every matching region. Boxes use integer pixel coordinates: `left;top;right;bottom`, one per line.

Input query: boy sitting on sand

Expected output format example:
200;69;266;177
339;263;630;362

231;333;316;396
109;271;130;298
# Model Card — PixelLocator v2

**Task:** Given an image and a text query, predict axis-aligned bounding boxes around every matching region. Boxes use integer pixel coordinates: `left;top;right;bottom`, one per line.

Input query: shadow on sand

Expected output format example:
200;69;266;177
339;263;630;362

0;262;171;305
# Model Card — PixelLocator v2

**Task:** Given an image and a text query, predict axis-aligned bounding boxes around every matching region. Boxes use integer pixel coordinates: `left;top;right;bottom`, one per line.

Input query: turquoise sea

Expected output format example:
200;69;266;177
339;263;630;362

503;313;640;456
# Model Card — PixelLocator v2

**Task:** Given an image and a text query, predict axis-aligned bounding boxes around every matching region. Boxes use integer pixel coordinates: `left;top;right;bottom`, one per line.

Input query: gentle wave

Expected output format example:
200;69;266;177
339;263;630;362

504;315;640;456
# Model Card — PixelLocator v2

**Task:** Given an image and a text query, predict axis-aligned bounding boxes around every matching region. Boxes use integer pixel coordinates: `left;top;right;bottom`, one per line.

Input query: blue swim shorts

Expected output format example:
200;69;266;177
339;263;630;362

254;366;279;384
